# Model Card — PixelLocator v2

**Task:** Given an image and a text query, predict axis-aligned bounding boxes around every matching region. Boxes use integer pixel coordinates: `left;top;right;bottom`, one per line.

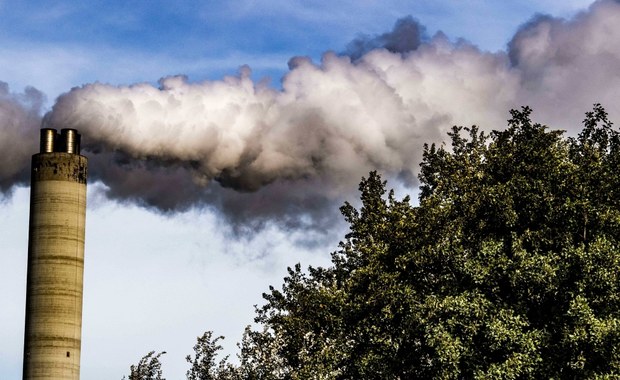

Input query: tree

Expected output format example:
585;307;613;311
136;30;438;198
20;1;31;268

124;351;166;380
127;334;239;380
244;104;620;378
186;332;238;380
125;105;620;378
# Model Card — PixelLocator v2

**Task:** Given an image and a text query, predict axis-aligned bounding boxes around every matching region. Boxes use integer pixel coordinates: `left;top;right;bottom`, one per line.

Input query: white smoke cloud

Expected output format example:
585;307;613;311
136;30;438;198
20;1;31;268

42;32;517;225
3;0;620;228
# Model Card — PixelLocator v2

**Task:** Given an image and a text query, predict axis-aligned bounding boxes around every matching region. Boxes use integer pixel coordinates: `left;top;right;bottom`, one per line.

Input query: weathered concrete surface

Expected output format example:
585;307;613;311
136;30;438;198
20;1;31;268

23;153;87;380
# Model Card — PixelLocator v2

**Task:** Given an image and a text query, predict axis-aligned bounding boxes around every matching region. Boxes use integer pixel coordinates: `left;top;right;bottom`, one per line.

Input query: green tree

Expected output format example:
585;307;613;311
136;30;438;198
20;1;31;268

186;332;238;380
244;105;620;379
124;351;166;380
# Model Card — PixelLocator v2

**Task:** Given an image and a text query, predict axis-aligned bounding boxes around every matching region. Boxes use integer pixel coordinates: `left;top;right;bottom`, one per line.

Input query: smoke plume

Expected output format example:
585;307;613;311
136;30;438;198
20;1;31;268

3;0;620;229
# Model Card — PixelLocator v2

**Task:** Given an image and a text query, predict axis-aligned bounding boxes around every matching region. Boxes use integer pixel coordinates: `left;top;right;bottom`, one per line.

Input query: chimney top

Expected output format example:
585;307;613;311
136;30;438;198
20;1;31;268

39;128;81;154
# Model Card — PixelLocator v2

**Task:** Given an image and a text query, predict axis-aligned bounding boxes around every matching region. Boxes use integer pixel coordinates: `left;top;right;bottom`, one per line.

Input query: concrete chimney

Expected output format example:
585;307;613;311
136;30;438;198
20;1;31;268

23;128;88;379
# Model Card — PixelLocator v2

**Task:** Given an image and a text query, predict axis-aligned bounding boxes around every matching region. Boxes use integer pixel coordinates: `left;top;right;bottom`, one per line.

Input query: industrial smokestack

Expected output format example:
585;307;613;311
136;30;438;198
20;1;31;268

23;128;88;379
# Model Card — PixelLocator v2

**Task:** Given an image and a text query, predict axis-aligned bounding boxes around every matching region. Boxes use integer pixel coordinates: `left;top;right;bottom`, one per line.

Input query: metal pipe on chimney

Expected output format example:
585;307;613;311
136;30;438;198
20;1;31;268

39;129;57;153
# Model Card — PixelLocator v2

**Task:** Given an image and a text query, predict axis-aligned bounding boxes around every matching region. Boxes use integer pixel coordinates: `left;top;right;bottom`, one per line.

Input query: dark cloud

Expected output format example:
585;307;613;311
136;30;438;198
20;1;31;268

345;16;426;60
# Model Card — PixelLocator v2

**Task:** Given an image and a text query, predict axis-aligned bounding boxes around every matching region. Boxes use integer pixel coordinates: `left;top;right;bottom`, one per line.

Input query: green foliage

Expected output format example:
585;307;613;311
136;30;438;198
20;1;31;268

126;104;620;378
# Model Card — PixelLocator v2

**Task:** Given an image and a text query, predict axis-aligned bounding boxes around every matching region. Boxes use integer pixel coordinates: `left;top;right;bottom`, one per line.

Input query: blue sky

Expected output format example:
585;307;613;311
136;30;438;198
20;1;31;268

0;0;607;378
0;1;593;98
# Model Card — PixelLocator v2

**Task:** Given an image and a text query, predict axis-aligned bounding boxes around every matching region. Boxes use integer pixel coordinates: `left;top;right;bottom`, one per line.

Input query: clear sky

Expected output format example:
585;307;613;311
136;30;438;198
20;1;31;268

0;0;609;378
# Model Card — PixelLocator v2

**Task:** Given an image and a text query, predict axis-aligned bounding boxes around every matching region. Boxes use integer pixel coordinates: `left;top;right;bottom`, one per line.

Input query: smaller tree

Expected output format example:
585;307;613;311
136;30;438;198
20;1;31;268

186;331;237;380
124;351;166;380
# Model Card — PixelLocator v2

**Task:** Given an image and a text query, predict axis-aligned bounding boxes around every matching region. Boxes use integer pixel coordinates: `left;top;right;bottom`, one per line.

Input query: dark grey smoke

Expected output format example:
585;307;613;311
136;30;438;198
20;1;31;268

345;16;426;60
0;82;44;194
88;151;344;236
87;151;205;211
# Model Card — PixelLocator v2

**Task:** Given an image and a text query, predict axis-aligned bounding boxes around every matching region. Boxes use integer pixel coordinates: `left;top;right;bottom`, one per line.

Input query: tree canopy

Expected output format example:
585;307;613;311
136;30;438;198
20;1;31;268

127;105;620;379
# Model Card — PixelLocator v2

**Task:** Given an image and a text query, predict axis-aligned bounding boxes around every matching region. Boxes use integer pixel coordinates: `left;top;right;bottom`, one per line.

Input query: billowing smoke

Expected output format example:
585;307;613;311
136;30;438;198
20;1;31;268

2;0;620;230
